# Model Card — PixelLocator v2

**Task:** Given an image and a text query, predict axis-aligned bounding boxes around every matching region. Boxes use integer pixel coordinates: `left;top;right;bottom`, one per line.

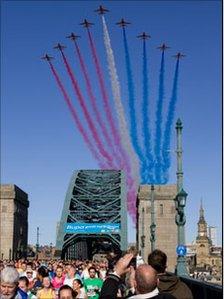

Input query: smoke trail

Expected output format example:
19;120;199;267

48;61;106;168
102;16;140;185
142;40;154;183
122;28;145;176
162;59;180;183
102;16;139;217
86;29;122;159
73;41;121;169
127;186;138;223
154;51;165;183
59;50;113;167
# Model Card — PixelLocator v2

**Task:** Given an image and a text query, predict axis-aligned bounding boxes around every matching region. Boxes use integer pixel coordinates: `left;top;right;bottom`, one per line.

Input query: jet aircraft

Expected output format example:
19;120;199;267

137;32;151;40
53;43;66;51
80;19;94;27
116;18;131;27
173;52;186;60
157;43;170;51
66;33;81;41
95;5;109;14
41;54;54;61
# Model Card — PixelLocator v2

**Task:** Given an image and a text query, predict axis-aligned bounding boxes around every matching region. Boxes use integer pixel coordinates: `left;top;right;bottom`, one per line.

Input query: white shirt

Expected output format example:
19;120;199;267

129;287;159;299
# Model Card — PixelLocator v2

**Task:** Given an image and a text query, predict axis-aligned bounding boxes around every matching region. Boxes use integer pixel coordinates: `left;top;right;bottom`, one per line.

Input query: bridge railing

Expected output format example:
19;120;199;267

179;275;222;299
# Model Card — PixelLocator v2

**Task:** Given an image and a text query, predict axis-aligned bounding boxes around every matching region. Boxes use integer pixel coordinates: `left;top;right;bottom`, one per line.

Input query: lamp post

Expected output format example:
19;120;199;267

175;118;188;276
36;226;40;259
175;188;188;276
141;207;145;258
150;185;156;252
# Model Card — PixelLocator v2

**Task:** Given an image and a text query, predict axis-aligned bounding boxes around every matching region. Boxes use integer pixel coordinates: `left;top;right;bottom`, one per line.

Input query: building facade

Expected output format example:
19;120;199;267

195;203;222;274
137;184;178;272
186;202;222;282
0;184;29;260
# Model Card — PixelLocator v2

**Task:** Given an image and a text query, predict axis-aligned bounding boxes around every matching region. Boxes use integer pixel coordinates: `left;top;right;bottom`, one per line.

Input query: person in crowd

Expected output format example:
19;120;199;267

72;279;86;299
0;266;23;299
58;285;76;299
48;263;56;280
25;263;34;279
64;266;80;288
128;264;176;299
36;276;55;299
99;253;176;299
148;250;193;299
51;266;65;297
25;271;34;291
18;277;36;299
19;263;27;278
83;267;103;299
98;262;107;281
81;262;92;280
33;266;48;290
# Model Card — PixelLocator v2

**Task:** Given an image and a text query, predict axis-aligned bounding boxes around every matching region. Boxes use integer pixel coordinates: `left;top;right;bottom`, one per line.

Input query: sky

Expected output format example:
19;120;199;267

1;0;222;247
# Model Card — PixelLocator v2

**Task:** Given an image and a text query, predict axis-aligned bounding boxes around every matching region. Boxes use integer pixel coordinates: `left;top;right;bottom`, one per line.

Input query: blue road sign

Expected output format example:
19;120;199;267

176;245;187;256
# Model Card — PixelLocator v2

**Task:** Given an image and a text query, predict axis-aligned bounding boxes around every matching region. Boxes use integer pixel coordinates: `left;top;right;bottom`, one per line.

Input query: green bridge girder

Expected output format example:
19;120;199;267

56;170;127;259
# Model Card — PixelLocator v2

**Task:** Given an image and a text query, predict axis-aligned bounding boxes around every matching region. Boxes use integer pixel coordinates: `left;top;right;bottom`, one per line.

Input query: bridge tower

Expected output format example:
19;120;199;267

56;170;127;259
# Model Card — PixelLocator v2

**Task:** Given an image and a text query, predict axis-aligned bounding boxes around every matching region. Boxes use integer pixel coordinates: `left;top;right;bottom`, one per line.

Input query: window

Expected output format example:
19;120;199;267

159;204;164;216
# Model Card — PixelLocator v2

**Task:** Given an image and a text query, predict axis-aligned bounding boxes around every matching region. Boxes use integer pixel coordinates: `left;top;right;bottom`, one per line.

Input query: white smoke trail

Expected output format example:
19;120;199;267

102;16;140;185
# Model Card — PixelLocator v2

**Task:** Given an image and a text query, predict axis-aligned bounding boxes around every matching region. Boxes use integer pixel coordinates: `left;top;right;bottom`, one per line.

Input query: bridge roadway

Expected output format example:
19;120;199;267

177;274;222;299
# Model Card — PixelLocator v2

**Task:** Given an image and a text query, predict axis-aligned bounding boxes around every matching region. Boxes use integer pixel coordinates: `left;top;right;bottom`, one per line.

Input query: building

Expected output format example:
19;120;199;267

56;170;127;259
137;184;177;272
0;184;29;259
186;202;222;282
195;202;222;274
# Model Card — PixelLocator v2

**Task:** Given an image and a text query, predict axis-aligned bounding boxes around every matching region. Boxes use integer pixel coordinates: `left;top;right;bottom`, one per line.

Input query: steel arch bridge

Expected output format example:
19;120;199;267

56;170;127;259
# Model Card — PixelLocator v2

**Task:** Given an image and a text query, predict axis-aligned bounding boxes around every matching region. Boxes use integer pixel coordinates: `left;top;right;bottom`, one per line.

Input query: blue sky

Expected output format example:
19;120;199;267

1;0;222;246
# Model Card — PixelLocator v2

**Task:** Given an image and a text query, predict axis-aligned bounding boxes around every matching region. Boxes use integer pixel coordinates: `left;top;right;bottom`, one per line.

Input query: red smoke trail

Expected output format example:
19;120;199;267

127;187;137;223
74;41;121;169
59;50;113;167
87;29;122;160
48;61;106;169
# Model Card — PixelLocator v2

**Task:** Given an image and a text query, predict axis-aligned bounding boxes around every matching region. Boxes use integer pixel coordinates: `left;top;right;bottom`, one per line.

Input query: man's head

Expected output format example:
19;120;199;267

134;264;158;294
21;262;27;272
58;285;76;299
88;266;97;278
0;266;19;299
37;266;48;280
147;249;167;274
18;276;29;293
68;265;76;277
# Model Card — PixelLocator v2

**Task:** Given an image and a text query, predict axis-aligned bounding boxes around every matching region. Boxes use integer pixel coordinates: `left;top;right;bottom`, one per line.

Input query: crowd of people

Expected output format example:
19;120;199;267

0;249;193;299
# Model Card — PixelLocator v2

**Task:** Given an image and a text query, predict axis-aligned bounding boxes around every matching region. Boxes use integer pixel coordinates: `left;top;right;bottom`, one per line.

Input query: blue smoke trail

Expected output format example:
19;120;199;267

162;59;180;183
142;40;154;183
122;28;145;182
154;52;165;184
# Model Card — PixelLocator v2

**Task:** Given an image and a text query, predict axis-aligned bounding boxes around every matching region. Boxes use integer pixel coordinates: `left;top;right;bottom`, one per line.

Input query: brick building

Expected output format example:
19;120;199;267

0;184;29;259
137;184;178;272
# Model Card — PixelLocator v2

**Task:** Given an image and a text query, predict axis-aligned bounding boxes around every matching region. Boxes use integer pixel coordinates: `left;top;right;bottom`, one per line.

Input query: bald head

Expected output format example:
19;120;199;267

135;264;158;294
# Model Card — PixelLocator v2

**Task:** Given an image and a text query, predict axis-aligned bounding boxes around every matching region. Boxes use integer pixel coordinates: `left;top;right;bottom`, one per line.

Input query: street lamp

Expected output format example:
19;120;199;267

141;207;145;258
175;188;188;276
150;185;156;252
